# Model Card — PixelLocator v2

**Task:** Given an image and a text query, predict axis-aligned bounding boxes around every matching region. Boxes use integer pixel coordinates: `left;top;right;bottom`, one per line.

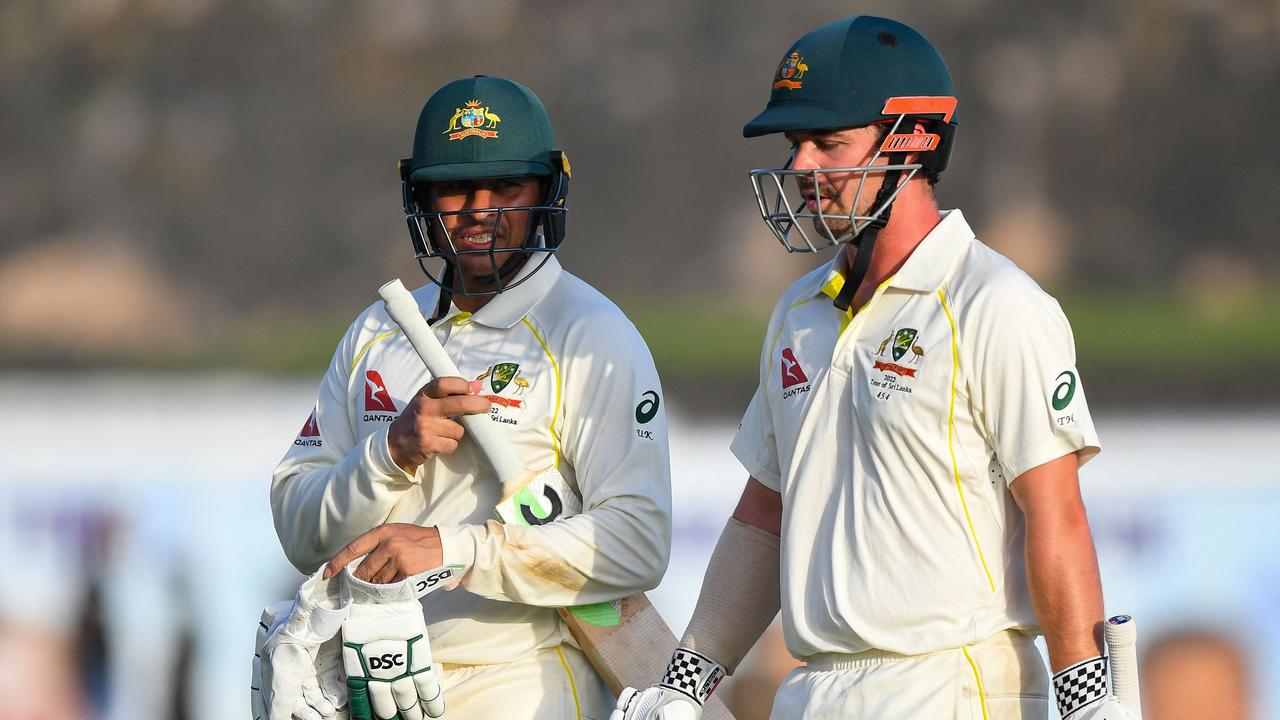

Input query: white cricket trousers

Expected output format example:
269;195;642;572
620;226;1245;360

438;643;614;720
769;630;1051;719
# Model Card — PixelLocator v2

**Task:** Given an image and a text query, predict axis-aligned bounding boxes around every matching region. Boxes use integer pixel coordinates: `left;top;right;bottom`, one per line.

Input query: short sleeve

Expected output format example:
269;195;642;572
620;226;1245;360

731;380;782;492
965;287;1100;482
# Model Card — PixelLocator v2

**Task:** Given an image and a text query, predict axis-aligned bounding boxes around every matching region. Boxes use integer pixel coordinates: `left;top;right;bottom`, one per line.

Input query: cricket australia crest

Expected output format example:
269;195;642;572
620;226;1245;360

871;327;926;389
475;362;530;416
443;100;501;140
891;328;918;362
488;362;520;393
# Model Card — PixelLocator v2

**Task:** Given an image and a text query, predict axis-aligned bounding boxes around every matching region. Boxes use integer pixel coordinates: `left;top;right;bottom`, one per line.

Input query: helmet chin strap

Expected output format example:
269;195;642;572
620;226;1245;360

832;160;904;313
429;263;454;324
427;227;547;322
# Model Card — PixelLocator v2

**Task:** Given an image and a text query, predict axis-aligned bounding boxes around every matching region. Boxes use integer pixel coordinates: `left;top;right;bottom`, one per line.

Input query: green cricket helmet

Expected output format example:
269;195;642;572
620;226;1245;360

745;16;958;256
399;75;571;295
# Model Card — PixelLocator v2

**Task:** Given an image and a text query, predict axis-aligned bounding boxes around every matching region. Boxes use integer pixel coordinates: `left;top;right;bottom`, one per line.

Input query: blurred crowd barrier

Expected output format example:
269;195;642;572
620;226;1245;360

0;375;1277;719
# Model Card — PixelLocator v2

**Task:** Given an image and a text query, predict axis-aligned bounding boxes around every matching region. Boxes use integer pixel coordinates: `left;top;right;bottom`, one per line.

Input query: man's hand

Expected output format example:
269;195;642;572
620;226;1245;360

341;565;451;720
251;572;351;720
611;687;701;720
1070;698;1139;720
387;377;491;473
611;648;725;720
324;524;444;584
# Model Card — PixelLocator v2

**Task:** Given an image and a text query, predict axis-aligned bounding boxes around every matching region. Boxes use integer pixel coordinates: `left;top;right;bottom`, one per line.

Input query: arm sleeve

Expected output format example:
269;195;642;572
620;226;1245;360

679;518;781;674
963;282;1101;482
435;313;673;607
271;311;417;573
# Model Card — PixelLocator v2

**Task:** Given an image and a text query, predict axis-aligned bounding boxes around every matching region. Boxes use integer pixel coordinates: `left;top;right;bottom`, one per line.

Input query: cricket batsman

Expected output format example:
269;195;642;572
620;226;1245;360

265;75;672;719
614;16;1135;720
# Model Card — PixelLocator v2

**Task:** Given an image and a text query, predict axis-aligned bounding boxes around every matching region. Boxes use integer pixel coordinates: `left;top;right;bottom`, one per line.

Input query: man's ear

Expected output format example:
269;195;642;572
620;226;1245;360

905;120;931;168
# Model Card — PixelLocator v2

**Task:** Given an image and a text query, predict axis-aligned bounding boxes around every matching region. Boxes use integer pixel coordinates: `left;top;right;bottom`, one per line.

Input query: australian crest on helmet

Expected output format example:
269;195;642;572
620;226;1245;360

773;51;809;90
443;100;501;140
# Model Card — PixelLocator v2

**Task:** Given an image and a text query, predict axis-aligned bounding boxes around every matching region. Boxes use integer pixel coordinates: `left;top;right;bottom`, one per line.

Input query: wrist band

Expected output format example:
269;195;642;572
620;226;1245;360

1053;655;1109;719
660;647;726;706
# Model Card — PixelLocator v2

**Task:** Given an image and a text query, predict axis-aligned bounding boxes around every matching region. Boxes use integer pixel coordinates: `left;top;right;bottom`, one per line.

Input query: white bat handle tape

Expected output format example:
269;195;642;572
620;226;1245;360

1104;614;1141;718
378;279;525;483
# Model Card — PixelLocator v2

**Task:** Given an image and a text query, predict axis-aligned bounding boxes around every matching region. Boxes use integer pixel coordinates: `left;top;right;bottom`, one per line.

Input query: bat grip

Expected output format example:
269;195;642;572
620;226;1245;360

1104;614;1141;717
378;279;525;483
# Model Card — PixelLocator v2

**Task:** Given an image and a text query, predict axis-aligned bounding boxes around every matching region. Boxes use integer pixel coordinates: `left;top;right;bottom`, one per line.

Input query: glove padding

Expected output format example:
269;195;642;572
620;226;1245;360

252;571;352;720
611;648;725;720
341;564;460;720
1054;655;1139;720
611;687;702;720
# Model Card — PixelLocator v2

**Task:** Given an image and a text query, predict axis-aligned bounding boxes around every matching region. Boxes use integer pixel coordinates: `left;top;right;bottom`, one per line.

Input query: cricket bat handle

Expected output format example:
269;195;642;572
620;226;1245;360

379;279;524;483
1105;614;1141;717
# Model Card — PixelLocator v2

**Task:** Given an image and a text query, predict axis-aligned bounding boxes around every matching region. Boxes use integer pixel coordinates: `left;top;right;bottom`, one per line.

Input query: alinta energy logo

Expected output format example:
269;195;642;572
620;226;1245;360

781;347;811;398
363;370;398;422
295;410;322;447
443;100;501;141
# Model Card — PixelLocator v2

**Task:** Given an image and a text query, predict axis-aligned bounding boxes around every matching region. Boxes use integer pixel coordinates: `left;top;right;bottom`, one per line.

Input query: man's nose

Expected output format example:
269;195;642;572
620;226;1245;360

463;188;497;215
791;143;822;172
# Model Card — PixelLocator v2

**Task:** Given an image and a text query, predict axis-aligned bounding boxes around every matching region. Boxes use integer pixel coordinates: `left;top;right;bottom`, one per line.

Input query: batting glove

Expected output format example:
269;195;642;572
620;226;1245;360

341;563;461;720
610;648;726;720
1054;655;1139;720
252;570;352;720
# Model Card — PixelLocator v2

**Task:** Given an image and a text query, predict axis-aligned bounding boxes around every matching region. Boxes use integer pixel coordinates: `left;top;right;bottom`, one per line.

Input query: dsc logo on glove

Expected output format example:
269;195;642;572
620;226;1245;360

369;653;406;670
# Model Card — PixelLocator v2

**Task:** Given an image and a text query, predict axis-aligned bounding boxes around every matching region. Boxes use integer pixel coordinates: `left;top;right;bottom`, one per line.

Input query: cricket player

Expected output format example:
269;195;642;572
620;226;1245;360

614;16;1134;720
270;75;672;719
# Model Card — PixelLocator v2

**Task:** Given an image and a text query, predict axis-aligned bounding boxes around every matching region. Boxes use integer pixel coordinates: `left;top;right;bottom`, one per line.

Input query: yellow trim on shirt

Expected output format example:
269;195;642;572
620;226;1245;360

818;271;896;335
961;646;991;720
350;331;400;374
555;645;583;720
938;288;996;593
521;317;563;468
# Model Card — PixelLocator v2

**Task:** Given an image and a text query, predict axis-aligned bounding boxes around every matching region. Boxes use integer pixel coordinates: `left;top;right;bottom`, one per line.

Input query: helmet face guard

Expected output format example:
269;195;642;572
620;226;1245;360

750;116;921;254
748;97;956;254
400;164;568;296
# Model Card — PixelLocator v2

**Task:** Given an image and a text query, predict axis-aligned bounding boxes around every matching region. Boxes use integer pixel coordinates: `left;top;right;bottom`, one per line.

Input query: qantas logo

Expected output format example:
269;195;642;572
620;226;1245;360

364;371;397;412
781;347;812;399
300;411;320;437
781;348;809;388
294;410;322;447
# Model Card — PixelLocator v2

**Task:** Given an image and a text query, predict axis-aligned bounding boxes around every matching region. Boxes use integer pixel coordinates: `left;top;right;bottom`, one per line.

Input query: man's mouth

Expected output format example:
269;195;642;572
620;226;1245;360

801;190;836;213
458;230;497;249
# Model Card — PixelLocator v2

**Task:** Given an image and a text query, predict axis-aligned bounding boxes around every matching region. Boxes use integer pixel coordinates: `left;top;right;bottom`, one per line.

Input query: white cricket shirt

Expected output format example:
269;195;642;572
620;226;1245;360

731;210;1100;658
272;255;672;665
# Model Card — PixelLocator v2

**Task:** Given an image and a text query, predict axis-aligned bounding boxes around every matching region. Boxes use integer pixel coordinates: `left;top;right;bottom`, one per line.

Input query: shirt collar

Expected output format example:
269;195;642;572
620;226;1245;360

433;253;563;329
885;209;974;293
813;209;974;299
815;253;848;301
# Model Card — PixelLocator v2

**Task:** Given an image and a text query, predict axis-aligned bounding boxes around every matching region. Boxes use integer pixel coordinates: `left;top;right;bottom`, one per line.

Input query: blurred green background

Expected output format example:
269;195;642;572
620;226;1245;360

3;0;1278;411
